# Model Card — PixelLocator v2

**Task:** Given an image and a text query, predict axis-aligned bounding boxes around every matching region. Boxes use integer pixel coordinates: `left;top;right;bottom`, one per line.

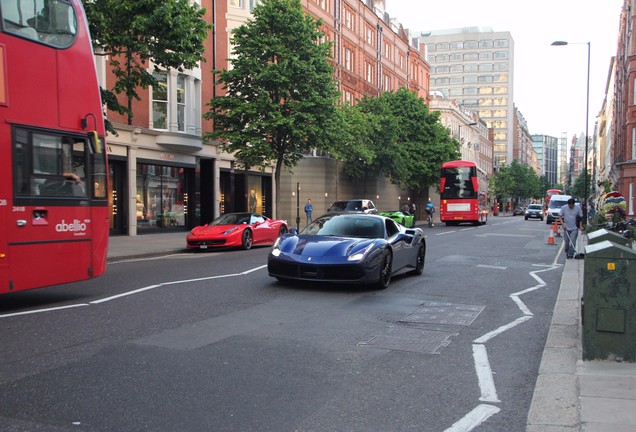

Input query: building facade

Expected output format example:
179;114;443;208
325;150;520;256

608;0;636;215
98;0;430;236
531;134;560;186
418;27;515;168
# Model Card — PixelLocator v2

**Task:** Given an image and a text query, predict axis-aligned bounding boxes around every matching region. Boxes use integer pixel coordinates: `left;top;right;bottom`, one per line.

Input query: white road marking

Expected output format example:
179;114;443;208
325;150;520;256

477;264;507;270
0;266;266;316
473;316;533;344
474;233;534;238
472;344;500;403
436;231;456;236
0;303;88;319
444;404;501;432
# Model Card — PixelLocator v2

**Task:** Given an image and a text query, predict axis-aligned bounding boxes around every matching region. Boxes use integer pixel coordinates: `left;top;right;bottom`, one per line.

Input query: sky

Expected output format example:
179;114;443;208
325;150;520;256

386;0;624;139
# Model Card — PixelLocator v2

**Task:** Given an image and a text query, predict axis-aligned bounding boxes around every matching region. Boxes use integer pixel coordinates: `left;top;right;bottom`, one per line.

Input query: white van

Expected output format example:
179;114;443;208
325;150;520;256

546;194;572;224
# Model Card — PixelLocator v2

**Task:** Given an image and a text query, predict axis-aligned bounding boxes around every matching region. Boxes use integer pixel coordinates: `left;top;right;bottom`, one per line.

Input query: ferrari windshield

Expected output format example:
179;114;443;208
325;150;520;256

210;213;251;225
301;215;384;239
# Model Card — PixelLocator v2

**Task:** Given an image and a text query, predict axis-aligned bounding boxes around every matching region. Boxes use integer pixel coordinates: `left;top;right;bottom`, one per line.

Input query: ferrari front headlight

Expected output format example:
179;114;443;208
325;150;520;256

271;237;282;257
348;246;370;261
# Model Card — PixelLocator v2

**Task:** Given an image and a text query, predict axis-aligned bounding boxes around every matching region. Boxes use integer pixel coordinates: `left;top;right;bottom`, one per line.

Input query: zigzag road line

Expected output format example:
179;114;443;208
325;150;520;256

444;263;559;431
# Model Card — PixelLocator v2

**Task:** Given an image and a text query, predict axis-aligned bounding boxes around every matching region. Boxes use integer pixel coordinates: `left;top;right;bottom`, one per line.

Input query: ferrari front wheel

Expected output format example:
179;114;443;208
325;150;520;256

375;251;392;289
242;229;253;250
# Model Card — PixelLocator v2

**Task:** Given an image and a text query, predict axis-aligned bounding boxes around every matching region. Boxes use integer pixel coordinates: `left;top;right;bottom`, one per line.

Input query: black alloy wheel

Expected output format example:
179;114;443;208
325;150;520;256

375;251;392;289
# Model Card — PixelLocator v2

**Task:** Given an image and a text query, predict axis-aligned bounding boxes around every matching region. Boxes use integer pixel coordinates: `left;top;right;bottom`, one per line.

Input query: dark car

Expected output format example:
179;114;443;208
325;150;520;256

524;204;544;221
267;213;425;289
513;206;525;216
326;199;378;214
187;212;288;250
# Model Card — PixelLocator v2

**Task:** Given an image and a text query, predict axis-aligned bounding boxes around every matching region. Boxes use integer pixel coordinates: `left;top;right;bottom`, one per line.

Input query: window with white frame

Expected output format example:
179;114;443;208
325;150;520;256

344;91;352;103
230;0;243;8
633;77;636;105
152;72;168;130
384;74;391;92
345;48;352;71
344;9;352;30
632;127;636;159
177;74;186;132
384;42;391;58
399;54;404;70
365;61;373;83
249;0;258;11
366;26;373;46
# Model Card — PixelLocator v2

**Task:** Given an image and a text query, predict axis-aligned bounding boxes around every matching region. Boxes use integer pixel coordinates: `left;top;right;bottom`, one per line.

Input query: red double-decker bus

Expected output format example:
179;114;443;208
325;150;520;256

545;188;562;207
439;160;488;226
0;0;109;294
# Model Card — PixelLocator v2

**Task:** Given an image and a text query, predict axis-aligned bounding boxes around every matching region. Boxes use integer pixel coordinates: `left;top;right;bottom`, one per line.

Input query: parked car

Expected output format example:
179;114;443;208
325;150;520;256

513;206;525;216
524;204;544;221
268;213;425;289
187;212;288;250
326;199;378;214
379;210;415;227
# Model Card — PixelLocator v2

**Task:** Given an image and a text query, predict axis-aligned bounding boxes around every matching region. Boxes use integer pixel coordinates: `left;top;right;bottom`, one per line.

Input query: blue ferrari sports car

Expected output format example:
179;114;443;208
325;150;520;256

267;213;425;289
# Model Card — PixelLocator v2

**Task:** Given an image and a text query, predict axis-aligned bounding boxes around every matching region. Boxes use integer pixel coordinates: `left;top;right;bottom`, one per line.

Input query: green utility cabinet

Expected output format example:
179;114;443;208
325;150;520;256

587;228;633;248
583;240;636;362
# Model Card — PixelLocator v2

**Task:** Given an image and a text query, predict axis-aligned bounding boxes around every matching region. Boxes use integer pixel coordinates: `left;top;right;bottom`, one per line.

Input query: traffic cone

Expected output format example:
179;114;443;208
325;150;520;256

548;227;555;245
553;221;561;237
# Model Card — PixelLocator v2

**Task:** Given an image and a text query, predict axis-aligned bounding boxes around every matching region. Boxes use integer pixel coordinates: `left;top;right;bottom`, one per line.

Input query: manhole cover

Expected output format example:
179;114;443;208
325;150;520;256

401;301;485;326
359;326;457;354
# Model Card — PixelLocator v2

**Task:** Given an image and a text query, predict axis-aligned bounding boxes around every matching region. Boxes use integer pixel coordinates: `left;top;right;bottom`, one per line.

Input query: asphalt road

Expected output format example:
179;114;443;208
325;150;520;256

0;216;564;432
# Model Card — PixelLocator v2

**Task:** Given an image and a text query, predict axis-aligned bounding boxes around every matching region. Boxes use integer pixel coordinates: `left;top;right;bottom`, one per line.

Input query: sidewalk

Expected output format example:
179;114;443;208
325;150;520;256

106;225;636;431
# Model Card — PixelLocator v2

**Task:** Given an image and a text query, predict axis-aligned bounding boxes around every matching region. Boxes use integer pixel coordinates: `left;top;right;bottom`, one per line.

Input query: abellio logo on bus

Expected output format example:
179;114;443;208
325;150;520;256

56;219;89;235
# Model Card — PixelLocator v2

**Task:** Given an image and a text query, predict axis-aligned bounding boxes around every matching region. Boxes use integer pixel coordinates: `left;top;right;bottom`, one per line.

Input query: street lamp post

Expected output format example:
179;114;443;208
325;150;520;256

551;40;590;220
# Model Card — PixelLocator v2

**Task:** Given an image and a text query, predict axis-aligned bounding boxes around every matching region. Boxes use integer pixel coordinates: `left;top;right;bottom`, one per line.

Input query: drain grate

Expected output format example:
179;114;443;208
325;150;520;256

400;301;485;327
359;326;458;354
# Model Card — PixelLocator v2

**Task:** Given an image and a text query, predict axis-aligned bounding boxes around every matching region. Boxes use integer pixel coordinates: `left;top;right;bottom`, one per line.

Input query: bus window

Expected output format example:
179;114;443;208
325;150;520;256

13;127;89;198
1;0;77;48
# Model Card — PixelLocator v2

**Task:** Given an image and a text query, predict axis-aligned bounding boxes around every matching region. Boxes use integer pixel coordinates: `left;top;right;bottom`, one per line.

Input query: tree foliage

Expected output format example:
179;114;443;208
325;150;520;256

491;160;541;202
204;0;340;217
571;170;592;200
85;0;209;128
338;88;460;191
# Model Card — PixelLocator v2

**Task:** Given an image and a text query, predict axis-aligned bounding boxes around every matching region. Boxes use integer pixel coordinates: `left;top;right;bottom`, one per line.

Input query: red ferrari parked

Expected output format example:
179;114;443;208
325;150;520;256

186;212;288;250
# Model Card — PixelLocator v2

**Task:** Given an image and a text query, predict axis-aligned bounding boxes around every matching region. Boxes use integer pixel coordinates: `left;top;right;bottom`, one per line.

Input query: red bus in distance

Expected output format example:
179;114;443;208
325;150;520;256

440;160;488;226
545;189;562;207
0;0;109;294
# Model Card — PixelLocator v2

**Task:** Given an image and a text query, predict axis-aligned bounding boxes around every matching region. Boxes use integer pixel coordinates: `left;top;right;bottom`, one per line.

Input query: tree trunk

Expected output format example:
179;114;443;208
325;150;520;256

274;156;284;220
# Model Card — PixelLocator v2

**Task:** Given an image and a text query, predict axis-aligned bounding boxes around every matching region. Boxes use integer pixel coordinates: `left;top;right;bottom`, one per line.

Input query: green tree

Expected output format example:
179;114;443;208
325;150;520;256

205;0;340;218
571;171;592;200
85;0;209;128
343;88;460;191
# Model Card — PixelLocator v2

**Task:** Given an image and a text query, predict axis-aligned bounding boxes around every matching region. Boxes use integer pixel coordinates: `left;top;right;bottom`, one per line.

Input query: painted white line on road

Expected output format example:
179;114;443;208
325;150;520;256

474;233;534;238
241;265;267;275
1;266;267;317
0;303;89;319
477;264;507;270
510;294;534;316
91;272;249;304
444;404;501;432
436;231;456;236
460;227;476;231
472;344;500;403
473;316;533;344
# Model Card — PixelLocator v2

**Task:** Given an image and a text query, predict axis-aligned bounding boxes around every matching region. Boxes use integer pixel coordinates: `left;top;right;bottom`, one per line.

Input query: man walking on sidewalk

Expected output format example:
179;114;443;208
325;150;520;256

558;198;584;259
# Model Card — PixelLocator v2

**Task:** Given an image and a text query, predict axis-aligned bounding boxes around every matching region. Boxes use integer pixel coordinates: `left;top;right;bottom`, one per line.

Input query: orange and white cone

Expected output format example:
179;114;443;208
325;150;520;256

553;221;561;237
548;227;555;245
